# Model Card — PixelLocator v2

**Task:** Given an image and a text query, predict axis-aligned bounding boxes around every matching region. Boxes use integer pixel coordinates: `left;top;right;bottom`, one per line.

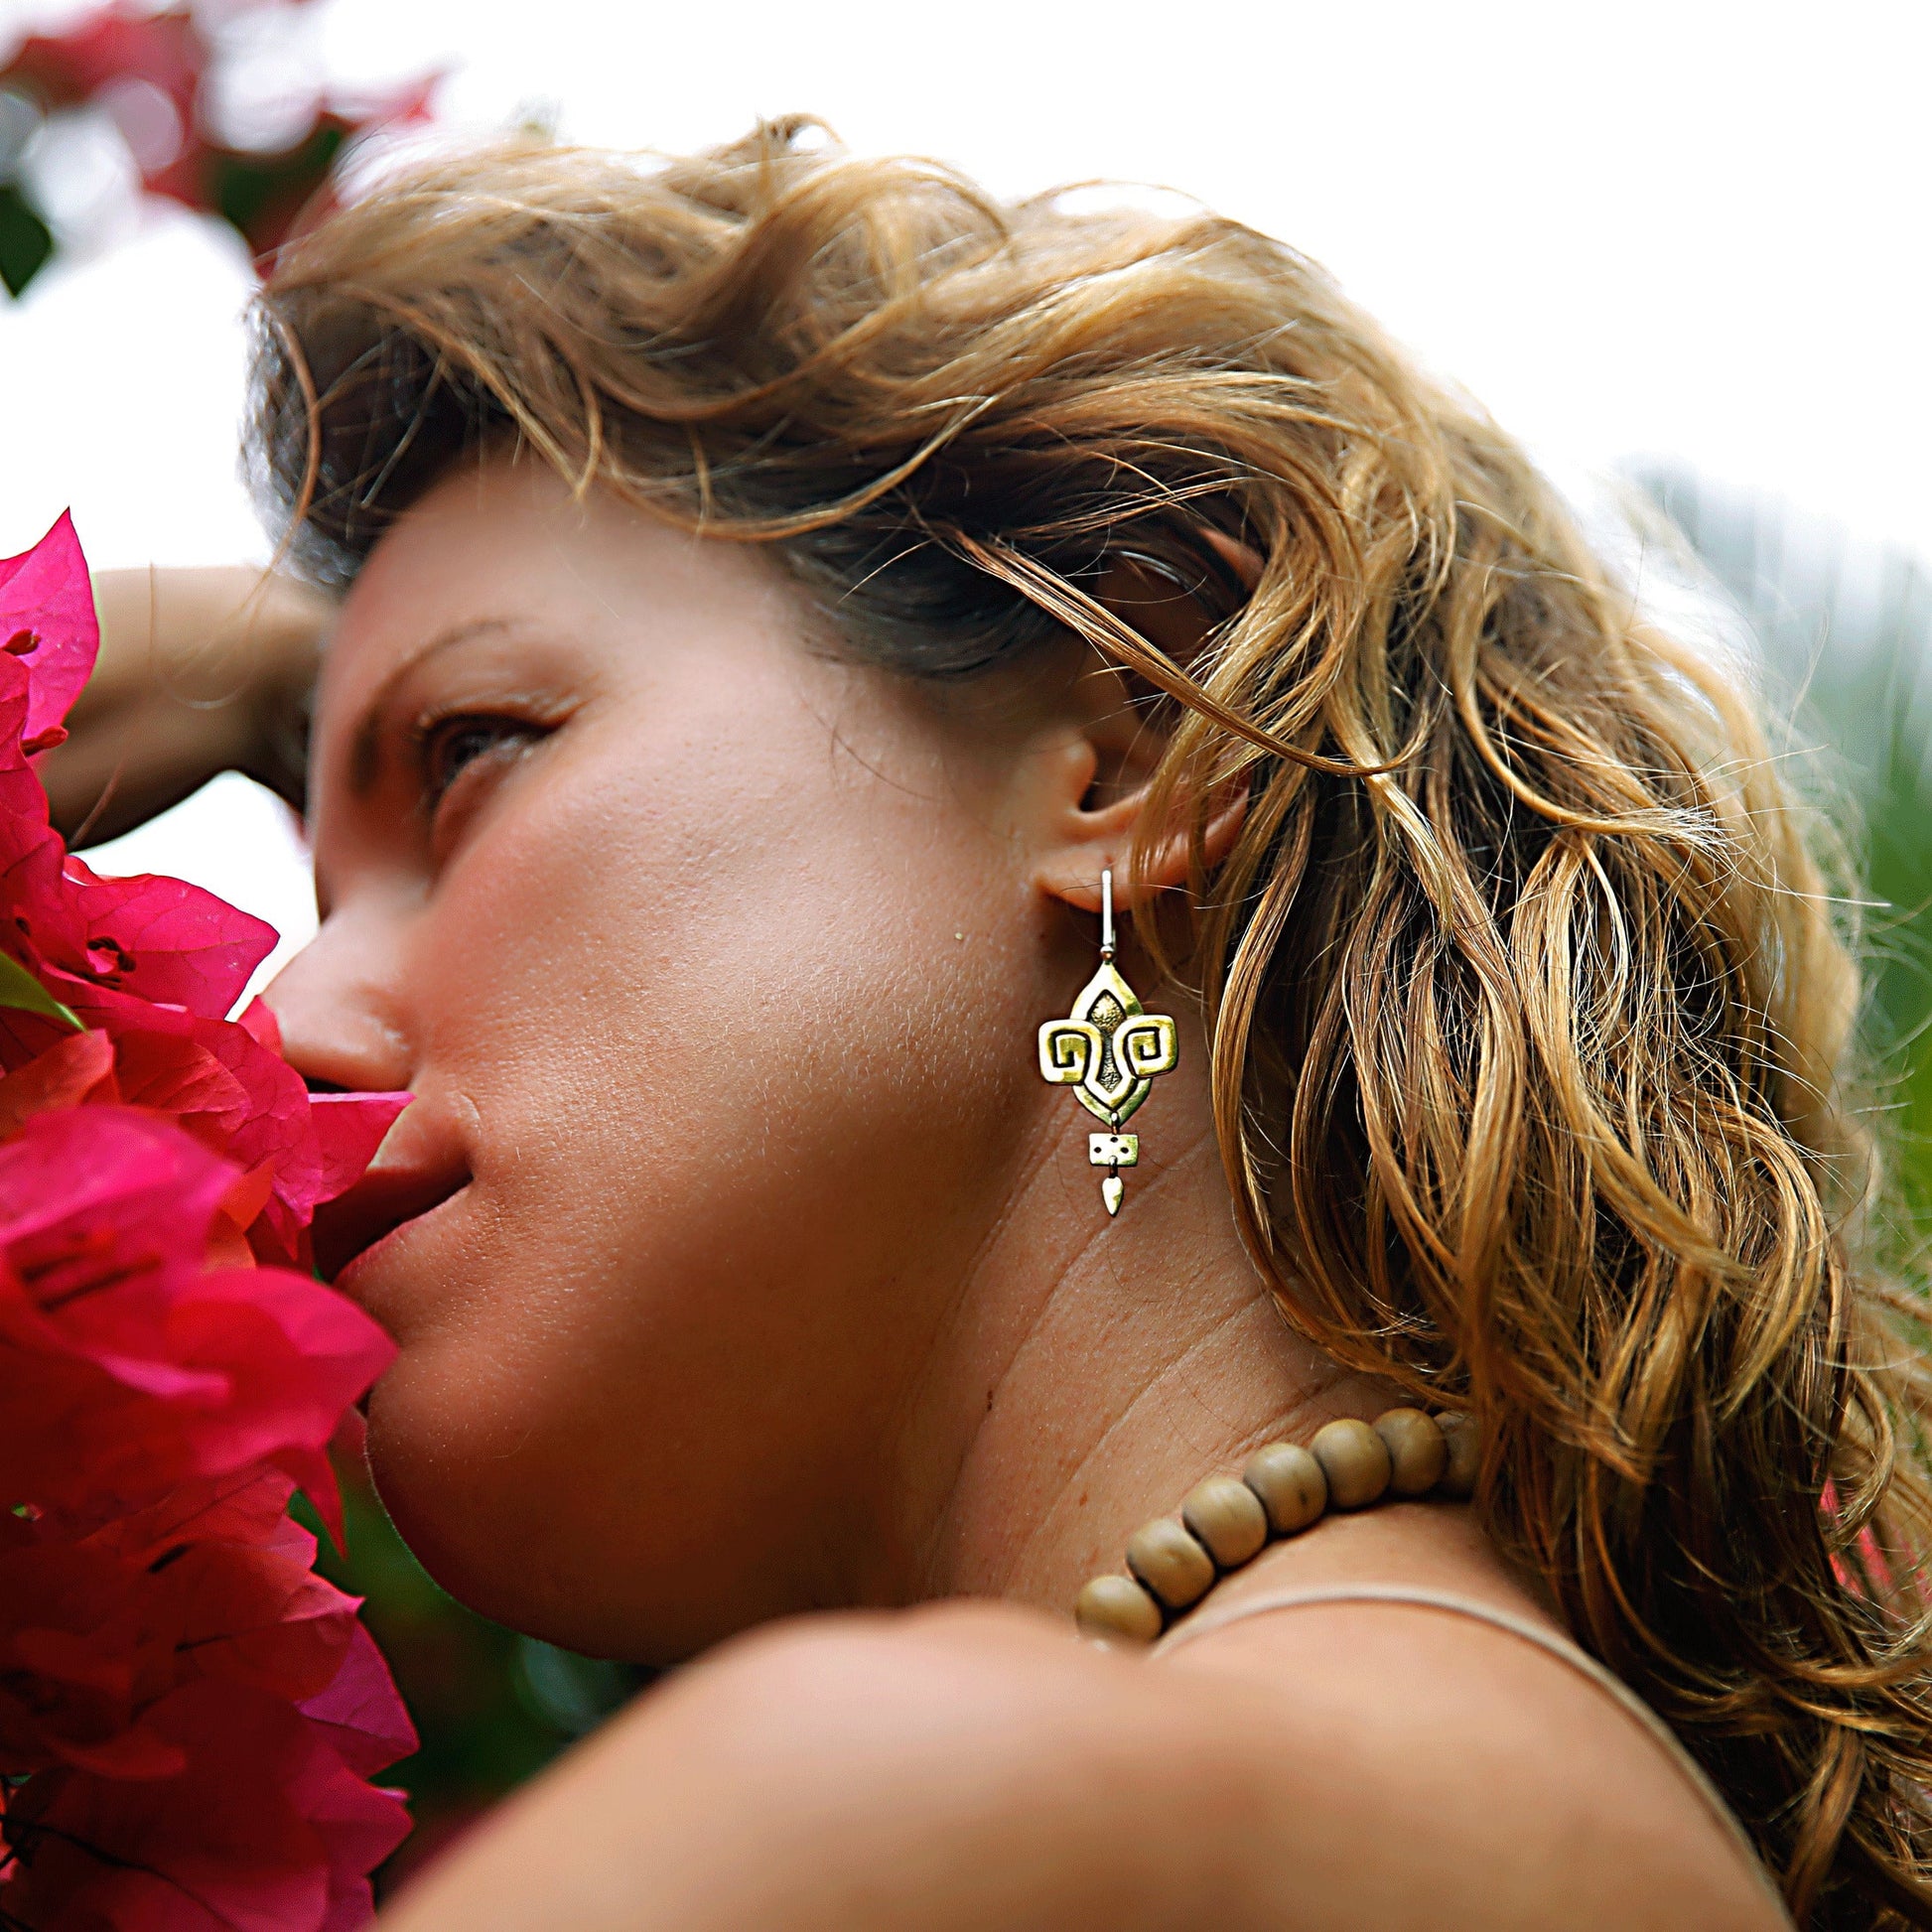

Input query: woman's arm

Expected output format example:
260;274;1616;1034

41;567;330;846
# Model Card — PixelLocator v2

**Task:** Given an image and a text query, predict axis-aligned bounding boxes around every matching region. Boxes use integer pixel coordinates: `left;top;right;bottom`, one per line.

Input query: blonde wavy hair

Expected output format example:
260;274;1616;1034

248;119;1932;1926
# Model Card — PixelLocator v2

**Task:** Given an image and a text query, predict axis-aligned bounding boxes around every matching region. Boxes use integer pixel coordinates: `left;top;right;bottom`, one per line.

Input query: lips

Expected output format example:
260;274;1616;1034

313;1155;470;1285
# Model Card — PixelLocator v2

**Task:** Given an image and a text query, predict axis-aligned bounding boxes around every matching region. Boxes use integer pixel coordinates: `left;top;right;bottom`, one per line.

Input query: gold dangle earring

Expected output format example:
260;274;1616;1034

1037;868;1179;1217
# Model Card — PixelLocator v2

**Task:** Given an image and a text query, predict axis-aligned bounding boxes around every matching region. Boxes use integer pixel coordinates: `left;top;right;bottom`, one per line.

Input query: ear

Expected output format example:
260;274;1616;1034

1199;527;1264;593
1030;550;1251;917
1035;771;1249;917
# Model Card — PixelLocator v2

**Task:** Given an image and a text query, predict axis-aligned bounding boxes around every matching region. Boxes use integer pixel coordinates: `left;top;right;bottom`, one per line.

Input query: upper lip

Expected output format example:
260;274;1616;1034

313;1151;471;1285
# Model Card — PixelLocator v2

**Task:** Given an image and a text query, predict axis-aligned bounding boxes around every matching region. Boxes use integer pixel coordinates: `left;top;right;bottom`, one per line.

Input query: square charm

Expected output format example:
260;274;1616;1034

1088;1133;1139;1168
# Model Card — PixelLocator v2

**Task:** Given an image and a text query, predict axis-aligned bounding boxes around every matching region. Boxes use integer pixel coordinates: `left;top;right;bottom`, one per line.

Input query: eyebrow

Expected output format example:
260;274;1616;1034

345;618;516;798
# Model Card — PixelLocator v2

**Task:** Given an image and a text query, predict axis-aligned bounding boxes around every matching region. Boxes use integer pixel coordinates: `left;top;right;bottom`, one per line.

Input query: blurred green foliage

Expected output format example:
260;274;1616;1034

1859;691;1932;1216
1637;467;1932;1230
301;1465;647;1896
0;183;53;297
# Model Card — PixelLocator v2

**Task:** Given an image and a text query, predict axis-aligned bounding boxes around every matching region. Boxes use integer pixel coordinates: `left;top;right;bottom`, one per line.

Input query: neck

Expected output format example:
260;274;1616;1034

898;1009;1394;1616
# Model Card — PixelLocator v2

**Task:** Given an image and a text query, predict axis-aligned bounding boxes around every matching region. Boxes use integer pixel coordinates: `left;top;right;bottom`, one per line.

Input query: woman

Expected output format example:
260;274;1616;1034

48;119;1932;1927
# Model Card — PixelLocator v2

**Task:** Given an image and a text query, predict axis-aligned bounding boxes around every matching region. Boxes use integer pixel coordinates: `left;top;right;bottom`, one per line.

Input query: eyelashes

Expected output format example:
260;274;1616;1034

410;709;554;834
422;715;534;800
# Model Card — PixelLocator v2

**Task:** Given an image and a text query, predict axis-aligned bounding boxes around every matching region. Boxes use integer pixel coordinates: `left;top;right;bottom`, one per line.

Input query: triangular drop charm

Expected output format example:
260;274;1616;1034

1101;1173;1125;1216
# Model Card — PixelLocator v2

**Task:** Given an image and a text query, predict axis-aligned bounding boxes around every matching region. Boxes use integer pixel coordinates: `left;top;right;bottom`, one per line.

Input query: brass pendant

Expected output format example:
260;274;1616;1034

1036;870;1178;1216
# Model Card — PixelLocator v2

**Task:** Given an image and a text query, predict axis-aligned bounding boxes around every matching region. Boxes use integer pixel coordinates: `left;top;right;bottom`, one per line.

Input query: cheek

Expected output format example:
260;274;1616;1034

362;672;1044;1651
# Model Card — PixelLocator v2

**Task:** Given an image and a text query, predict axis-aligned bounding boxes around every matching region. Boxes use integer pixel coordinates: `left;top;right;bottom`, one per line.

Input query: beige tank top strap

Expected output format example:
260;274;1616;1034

1152;1582;1792;1926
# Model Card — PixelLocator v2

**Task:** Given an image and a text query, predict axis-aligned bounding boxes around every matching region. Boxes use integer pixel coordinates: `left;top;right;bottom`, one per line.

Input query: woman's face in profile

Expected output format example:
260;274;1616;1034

275;458;1083;1661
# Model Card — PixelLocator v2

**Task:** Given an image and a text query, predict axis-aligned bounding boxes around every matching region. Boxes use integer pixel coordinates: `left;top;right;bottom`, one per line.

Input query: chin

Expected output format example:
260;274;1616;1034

358;1351;791;1666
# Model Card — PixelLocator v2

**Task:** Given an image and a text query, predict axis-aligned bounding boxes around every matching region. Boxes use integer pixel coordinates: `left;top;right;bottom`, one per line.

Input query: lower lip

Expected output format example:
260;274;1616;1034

333;1184;470;1302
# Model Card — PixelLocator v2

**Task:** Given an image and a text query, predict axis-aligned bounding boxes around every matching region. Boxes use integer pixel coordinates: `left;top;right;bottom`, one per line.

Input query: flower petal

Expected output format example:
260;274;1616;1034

299;1623;418;1779
308;1092;412;1206
65;857;279;1020
0;511;99;749
0;1025;113;1137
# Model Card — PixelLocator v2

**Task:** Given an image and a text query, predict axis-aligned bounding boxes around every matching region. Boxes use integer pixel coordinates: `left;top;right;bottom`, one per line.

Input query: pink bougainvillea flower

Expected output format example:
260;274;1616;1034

0;520;275;1037
0;507;420;1922
0;1106;394;1527
0;519;277;1022
62;854;281;1019
308;1091;418;1223
1;1675;413;1932
0;719;278;1036
0;1519;188;1781
0;1464;416;1922
0;507;409;1268
0;1094;238;1305
0;531;412;1264
0;579;407;1252
0;976;412;1269
0;1476;406;1779
0;510;98;754
0;516;94;898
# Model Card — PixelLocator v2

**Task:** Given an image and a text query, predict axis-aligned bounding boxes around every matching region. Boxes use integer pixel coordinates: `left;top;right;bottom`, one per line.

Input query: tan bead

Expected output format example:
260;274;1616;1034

1437;1412;1479;1498
1242;1441;1327;1535
1074;1574;1164;1644
1126;1517;1216;1611
1374;1407;1449;1497
1310;1417;1392;1510
1181;1475;1268;1570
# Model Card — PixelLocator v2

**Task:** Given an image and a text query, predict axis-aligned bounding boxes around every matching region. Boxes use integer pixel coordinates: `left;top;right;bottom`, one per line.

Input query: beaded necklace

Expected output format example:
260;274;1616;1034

1074;1408;1478;1644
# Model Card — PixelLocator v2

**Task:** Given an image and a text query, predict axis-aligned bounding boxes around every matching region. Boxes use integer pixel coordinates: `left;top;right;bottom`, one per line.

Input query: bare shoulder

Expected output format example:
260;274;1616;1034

1149;1584;1786;1930
380;1599;1785;1932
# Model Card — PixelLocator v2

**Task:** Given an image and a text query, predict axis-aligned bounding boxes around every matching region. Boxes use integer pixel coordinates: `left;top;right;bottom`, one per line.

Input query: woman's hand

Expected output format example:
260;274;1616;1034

40;566;332;846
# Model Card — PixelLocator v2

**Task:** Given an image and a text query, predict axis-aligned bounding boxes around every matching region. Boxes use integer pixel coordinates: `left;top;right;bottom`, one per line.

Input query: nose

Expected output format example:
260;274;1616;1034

264;899;416;1094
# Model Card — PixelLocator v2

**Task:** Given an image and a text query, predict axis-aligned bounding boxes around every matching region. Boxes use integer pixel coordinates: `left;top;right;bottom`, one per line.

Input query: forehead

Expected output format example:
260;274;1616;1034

314;457;803;736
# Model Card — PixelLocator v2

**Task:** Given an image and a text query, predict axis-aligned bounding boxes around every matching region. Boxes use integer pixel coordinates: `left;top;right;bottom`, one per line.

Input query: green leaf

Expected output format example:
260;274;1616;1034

0;949;80;1030
0;182;54;298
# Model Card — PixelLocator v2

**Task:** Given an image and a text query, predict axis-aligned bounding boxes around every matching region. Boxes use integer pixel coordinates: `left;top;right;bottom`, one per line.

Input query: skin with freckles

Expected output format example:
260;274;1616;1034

272;457;1785;1928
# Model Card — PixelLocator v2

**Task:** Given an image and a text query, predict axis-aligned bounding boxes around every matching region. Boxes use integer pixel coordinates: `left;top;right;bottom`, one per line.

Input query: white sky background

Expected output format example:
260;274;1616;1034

0;0;1928;993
